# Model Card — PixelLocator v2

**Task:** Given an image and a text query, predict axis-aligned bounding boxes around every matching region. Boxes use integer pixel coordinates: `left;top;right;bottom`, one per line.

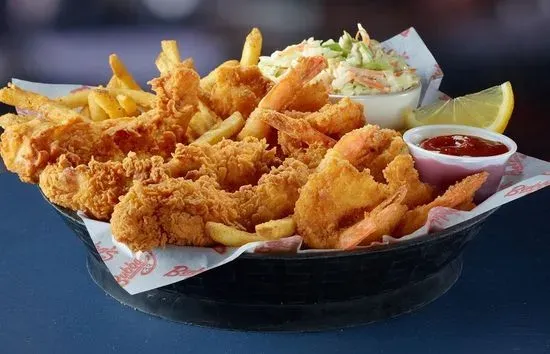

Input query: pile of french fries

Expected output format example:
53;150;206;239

55;53;156;121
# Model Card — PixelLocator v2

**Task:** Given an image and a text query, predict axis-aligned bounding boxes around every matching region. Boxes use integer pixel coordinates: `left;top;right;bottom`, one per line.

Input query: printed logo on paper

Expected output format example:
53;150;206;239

253;236;302;253
439;93;451;101
212;245;227;254
504;180;550;197
114;251;157;287
428;208;461;230
430;64;443;80
94;241;119;261
400;28;411;37
504;154;524;176
163;265;206;277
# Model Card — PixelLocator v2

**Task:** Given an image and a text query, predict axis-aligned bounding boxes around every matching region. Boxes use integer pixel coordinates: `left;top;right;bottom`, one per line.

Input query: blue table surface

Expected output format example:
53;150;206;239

1;169;549;354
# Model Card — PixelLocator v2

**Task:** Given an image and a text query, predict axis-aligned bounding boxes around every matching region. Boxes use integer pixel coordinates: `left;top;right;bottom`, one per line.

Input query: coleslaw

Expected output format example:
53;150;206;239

258;24;420;95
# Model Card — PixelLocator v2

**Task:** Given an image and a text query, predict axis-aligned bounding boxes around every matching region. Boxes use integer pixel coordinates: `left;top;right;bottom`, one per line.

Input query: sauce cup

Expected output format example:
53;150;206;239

329;83;421;130
403;125;517;202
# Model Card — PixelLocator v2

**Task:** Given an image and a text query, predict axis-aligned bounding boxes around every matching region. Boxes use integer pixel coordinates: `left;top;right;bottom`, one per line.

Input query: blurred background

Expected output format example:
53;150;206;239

0;0;548;159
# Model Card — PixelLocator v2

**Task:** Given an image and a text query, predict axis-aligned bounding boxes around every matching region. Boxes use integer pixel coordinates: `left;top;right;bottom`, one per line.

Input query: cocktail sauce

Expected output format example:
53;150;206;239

420;134;508;157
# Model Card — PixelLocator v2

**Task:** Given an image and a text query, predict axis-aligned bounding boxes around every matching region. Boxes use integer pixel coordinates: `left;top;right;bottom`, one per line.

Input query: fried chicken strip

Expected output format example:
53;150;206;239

111;159;310;251
0;63;200;182
39;137;278;220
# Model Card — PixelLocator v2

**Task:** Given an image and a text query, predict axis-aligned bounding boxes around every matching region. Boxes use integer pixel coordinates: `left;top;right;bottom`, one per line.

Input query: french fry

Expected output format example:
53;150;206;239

161;40;181;64
55;89;91;108
90;89;126;119
186;101;222;141
106;75;122;89
192;111;245;145
0;84;83;122
108;88;156;108
155;40;182;75
206;222;267;247
240;28;262;66
255;217;296;239
88;91;108;121
109;54;142;91
236;112;271;140
116;94;139;116
0;113;32;129
80;106;91;119
155;52;174;75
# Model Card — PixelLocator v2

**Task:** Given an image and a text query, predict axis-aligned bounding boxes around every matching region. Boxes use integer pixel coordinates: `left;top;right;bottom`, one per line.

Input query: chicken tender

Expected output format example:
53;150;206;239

39;138;278;219
111;158;310;251
1;64;200;182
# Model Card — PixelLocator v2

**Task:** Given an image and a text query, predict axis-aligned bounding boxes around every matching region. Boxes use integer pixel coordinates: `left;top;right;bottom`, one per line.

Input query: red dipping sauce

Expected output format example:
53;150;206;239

420;134;509;157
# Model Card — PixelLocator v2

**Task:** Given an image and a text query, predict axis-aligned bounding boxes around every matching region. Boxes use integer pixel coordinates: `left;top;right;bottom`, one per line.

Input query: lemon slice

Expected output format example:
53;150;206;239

405;82;514;133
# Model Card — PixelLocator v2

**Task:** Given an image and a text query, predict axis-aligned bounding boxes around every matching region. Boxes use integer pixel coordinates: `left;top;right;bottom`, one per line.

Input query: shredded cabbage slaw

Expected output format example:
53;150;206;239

258;24;420;95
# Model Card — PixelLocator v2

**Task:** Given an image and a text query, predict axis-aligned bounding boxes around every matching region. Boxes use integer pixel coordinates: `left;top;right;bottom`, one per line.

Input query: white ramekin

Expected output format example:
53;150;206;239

329;83;421;130
403;125;517;201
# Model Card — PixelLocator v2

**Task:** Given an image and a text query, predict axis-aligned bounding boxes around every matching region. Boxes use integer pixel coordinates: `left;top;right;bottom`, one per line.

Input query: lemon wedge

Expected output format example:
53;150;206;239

405;82;514;133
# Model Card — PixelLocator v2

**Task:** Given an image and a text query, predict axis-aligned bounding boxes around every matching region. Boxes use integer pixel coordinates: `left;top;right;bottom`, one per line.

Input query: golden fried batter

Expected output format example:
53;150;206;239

111;158;310;251
394;172;488;236
39;138;279;220
1;64;200;183
200;63;273;119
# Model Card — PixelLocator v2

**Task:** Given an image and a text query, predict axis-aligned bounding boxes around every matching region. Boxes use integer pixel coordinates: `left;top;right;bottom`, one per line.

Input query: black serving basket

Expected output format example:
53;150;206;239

48;197;495;332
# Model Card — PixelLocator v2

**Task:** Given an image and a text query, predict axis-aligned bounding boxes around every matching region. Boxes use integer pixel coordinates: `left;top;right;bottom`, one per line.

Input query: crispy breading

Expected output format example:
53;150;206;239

199;64;273;119
39;138;279;220
111;158;310;251
1;63;200;183
394;172;488;236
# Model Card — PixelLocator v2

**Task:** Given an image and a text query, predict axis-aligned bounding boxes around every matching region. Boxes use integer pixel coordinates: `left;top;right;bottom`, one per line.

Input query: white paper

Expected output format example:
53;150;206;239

6;28;549;295
381;27;443;105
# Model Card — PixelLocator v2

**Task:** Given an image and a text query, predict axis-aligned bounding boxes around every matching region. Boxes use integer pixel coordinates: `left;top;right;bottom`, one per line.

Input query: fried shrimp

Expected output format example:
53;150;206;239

294;146;390;249
285;80;329;112
256;109;336;148
237;56;328;140
394;172;488;236
302;97;364;138
199;62;273;119
277;131;328;168
383;154;434;208
294;125;435;249
339;187;408;249
331;124;404;180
